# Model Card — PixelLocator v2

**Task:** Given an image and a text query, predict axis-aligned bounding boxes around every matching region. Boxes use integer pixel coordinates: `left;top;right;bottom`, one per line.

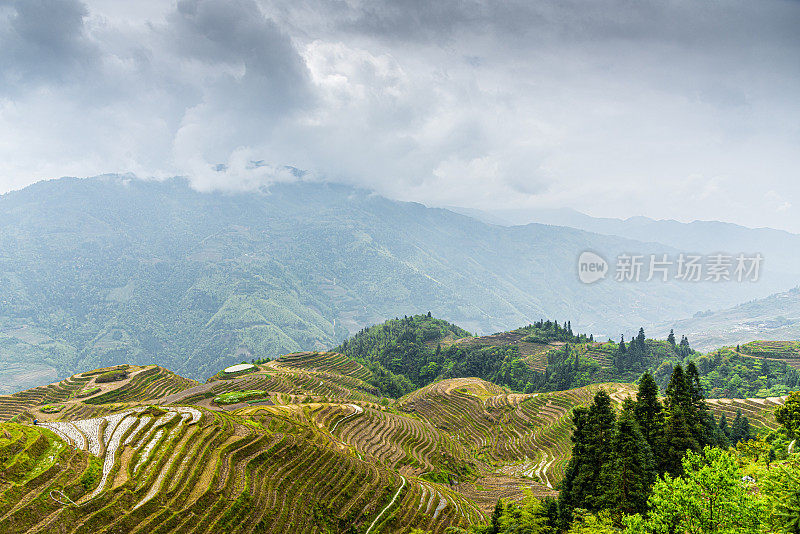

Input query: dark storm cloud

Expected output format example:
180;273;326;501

0;0;799;231
154;0;316;190
0;0;98;91
323;0;800;49
167;0;312;113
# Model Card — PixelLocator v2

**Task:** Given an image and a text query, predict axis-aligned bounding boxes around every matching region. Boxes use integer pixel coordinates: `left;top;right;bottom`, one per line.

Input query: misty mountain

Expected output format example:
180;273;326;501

0;175;794;390
654;286;800;351
453;206;800;277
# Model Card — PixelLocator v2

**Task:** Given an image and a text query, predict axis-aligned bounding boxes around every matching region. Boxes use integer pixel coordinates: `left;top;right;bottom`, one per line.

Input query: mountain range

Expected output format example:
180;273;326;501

1;175;797;390
451;205;800;279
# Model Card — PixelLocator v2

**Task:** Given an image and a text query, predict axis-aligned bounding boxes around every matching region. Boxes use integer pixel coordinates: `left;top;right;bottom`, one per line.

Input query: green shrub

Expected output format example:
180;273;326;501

80;456;102;490
96;370;128;383
213;390;268;405
75;387;101;398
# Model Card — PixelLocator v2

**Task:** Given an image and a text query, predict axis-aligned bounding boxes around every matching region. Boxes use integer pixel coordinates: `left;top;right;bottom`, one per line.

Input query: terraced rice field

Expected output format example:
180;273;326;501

580;343;617;369
0;356;497;532
397;378;636;491
740;341;800;358
273;352;373;382
173;364;381;409
0;366;197;422
0;374;93;421
707;395;787;431
449;331;557;372
737;341;800;369
2;349;782;532
1;402;475;534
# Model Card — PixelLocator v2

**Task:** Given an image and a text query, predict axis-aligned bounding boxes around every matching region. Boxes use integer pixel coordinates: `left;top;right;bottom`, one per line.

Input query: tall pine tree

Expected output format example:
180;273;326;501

679;336;692;358
686;361;718;447
636;328;646;352
558;390;616;526
634;372;664;458
667;329;676;347
601;398;656;517
730;409;753;445
662;365;700;475
717;412;731;449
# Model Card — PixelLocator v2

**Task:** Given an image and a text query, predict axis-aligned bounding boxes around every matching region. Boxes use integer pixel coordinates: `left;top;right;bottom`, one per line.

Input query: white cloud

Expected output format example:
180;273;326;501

0;0;799;232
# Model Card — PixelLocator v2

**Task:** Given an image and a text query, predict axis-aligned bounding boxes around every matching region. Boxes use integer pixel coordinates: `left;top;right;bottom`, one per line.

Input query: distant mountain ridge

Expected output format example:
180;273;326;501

0;175;794;389
451;206;800;278
655;286;800;351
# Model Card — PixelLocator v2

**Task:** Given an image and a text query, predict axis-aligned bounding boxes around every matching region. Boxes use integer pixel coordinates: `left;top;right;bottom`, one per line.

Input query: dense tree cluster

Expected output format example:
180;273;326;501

775;391;800;439
335;314;471;396
536;344;603;392
614;328;647;372
538;328;697;392
336;316;799;400
466;438;800;534
694;348;800;398
462;368;781;534
558;363;753;526
336;315;590;396
520;320;590;344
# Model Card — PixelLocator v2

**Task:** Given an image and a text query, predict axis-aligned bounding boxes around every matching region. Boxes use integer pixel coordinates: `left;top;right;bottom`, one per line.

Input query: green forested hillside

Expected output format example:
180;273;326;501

336;316;595;396
0;175;791;389
535;336;800;399
335;314;472;396
336;315;800;400
693;343;800;398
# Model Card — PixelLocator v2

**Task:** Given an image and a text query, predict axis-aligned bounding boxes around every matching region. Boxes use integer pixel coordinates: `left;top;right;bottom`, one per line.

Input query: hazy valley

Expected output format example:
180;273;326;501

2;176;798;392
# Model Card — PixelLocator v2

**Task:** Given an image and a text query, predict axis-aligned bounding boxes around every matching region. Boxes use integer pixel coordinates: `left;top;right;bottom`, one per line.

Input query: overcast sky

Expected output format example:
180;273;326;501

1;0;799;231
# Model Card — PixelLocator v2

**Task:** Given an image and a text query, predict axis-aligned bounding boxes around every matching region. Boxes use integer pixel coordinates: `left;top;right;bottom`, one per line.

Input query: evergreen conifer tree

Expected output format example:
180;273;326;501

719;412;729;437
679;336;692;358
601;398;656;516
686;361;715;447
487;499;503;534
662;365;700;475
615;335;628;370
634;372;664;456
558;390;616;525
730;409;753;445
718;412;731;448
665;365;691;410
667;329;676;347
